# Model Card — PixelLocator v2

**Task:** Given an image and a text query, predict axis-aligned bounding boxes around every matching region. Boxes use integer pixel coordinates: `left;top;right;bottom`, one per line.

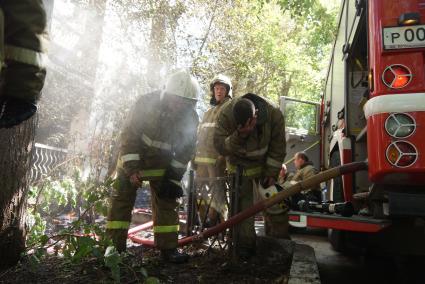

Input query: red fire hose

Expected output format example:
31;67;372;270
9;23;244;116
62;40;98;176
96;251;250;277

129;161;368;248
128;221;153;235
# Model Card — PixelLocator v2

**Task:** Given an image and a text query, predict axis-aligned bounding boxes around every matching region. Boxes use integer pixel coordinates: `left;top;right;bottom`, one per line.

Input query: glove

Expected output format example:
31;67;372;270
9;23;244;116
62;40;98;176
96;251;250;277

0;97;37;128
157;179;183;199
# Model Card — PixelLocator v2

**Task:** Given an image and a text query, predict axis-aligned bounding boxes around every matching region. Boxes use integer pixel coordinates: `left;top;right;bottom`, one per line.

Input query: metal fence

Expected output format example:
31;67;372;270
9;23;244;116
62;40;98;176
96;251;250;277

30;143;69;183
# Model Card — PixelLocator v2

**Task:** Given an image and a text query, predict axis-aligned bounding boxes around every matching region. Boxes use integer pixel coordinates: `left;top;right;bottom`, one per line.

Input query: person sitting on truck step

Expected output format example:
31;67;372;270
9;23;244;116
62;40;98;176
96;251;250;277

277;163;294;187
289;152;321;209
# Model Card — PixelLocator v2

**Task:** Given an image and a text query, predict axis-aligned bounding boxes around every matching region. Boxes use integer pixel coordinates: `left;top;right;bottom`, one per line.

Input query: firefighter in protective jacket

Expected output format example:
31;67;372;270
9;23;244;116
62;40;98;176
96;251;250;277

0;0;48;128
194;74;232;226
107;70;199;263
214;93;287;259
289;152;321;208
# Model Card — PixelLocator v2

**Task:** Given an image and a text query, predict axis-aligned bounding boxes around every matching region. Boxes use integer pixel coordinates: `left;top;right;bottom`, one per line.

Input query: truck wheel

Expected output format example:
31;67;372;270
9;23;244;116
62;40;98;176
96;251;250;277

328;229;346;252
328;150;346;252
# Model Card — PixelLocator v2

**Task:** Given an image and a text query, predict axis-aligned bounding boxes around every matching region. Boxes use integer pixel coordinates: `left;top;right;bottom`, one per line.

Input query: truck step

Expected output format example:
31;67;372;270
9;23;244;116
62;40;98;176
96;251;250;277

288;210;391;233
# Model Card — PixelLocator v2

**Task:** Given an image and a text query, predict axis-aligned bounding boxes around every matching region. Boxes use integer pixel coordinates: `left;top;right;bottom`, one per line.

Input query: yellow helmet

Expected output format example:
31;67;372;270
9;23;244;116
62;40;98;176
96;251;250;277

164;69;199;101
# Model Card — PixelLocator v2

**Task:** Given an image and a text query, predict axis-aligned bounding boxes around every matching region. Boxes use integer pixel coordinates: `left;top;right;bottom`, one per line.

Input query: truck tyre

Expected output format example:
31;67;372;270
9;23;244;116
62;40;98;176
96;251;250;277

328;150;346;252
328;229;346;252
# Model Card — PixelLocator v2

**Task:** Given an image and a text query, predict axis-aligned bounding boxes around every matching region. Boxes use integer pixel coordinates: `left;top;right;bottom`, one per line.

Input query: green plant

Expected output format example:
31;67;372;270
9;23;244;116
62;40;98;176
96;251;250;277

24;165;161;283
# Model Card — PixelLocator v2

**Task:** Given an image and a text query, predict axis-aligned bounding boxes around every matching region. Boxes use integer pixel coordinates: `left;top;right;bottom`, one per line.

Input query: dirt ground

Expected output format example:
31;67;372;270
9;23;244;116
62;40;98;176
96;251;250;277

0;237;293;284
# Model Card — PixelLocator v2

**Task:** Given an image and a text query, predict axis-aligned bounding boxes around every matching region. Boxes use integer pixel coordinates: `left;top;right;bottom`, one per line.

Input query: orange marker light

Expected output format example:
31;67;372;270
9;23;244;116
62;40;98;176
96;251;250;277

382;65;412;89
392;66;410;88
386;144;400;165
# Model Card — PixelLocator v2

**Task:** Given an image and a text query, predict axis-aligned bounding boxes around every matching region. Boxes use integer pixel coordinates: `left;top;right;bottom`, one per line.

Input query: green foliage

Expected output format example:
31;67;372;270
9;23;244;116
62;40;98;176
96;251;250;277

145;276;161;284
187;0;339;104
25;166;111;277
26;211;47;248
285;101;318;134
24;164;158;282
104;246;122;282
276;0;316;17
29;177;78;214
39;0;340;149
27;0;340;280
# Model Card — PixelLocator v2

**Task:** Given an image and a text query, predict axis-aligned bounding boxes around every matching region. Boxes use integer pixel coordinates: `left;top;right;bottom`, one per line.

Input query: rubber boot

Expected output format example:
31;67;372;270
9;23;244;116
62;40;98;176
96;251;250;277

0;60;46;128
106;229;128;253
161;249;189;264
264;212;290;240
238;247;256;261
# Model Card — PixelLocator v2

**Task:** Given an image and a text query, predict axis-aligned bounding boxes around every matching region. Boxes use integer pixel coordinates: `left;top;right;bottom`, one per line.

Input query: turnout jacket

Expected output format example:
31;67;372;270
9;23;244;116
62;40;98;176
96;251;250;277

292;162;320;193
214;94;286;178
194;96;231;166
118;91;199;181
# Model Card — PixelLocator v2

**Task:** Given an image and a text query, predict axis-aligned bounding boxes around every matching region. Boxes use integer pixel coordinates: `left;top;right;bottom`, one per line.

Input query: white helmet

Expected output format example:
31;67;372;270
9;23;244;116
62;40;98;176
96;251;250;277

164;69;199;101
258;183;286;215
210;74;232;97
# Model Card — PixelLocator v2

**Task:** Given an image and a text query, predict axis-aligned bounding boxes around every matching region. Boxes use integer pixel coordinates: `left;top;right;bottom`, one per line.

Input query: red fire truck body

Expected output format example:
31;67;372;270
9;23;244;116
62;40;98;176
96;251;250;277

366;0;425;184
285;0;425;254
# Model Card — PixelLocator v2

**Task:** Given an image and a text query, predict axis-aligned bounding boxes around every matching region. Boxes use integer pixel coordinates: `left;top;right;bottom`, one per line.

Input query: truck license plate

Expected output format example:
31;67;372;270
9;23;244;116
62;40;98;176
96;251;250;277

383;25;425;50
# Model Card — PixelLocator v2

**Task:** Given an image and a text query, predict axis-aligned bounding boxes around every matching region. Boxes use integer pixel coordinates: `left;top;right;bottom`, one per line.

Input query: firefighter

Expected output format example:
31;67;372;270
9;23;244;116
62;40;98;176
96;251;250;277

194;74;232;226
0;1;48;128
277;164;294;186
290;151;321;208
107;70;199;263
214;93;287;259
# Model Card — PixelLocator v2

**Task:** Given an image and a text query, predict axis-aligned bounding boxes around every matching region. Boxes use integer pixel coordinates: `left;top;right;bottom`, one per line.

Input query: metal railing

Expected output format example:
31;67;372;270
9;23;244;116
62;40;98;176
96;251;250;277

30;143;69;183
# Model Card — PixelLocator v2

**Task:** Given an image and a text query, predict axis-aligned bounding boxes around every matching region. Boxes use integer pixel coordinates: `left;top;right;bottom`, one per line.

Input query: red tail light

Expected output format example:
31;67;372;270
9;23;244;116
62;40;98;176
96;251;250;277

382;64;412;89
386;141;418;168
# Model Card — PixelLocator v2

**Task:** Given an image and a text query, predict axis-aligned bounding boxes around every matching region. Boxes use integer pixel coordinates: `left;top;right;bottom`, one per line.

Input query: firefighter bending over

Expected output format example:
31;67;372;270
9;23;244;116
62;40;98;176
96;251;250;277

0;1;48;128
107;70;199;263
194;74;232;227
214;93;287;259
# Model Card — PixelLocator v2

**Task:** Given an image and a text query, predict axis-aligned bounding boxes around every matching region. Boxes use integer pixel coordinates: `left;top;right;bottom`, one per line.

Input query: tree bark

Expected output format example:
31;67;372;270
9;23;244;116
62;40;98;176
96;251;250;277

0;117;37;269
146;0;168;89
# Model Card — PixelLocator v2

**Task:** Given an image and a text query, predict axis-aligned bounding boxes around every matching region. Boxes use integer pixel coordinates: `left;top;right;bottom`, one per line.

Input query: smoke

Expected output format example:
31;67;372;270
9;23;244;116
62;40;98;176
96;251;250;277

36;0;216;183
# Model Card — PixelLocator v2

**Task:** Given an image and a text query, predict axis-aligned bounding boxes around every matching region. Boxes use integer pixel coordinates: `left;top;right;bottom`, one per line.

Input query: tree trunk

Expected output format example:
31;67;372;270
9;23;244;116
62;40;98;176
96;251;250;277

146;0;167;89
67;0;106;153
0;117;37;268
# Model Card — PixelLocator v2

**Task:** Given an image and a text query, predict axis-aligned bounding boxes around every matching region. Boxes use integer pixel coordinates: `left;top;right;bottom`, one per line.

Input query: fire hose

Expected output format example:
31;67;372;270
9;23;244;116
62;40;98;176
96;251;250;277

128;161;368;247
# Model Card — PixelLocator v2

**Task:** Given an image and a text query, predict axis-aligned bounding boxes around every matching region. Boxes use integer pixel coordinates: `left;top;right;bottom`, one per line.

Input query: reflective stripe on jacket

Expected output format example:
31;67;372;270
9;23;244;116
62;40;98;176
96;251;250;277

195;97;230;166
118;91;199;180
214;94;286;178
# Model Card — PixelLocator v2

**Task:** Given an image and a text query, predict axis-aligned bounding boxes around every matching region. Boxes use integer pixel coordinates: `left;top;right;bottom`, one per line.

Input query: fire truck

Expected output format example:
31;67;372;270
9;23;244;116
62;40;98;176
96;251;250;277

281;0;425;255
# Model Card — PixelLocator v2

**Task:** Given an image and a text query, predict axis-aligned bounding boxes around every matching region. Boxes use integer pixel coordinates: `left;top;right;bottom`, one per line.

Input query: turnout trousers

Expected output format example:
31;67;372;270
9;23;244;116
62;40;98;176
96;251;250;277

236;177;289;250
196;163;228;223
107;172;179;252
